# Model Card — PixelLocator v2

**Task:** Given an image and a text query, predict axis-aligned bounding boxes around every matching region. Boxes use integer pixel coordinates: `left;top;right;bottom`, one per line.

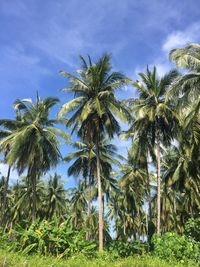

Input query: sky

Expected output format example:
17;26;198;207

0;0;200;187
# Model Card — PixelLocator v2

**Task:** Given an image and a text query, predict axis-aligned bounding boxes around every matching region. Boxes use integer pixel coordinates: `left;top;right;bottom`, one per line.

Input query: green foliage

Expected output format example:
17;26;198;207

0;249;197;267
0;48;200;256
152;232;200;264
3;220;96;258
185;218;200;242
106;240;148;258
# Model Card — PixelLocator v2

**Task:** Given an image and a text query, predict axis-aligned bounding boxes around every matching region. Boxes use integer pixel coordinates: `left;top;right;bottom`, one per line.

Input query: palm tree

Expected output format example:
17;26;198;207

162;140;200;221
0;96;62;221
66;138;122;240
0;110;25;225
69;181;87;229
58;54;129;250
130;67;179;234
107;143;149;241
121;128;155;225
10;177;45;225
169;43;200;102
46;173;67;220
169;43;200;146
118;147;147;239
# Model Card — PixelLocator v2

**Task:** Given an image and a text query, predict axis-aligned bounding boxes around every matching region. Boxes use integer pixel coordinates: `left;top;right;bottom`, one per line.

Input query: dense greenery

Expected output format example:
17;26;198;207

0;43;199;265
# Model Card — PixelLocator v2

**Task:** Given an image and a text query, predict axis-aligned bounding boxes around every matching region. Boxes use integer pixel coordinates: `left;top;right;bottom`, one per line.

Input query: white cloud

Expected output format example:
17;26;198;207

162;22;200;52
134;22;200;78
152;59;172;77
134;60;172;79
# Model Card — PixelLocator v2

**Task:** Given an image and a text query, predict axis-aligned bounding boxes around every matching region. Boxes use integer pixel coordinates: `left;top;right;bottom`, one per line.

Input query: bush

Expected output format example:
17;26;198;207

2;220;96;257
185;218;200;242
106;240;148;258
152;232;200;264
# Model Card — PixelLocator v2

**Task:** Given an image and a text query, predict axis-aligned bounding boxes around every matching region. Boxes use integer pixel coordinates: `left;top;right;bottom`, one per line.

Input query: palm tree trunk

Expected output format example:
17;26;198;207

1;165;11;226
86;178;92;241
156;134;161;235
28;165;37;222
96;145;103;252
102;195;105;219
146;160;152;238
173;192;176;214
31;172;36;222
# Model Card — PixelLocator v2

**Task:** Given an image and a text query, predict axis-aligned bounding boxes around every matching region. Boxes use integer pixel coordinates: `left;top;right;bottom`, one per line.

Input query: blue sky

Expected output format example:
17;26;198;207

0;0;200;186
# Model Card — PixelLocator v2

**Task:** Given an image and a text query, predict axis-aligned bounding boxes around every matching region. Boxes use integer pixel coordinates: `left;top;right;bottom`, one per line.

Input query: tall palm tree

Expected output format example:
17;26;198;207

169;43;200;102
66;138;122;240
69;181;87;229
0;96;62;221
46;173;67;220
121;127;156;224
169;43;200;146
11;177;45;225
58;54;129;250
162;141;200;220
129;67;179;234
118;146;147;239
0;110;25;225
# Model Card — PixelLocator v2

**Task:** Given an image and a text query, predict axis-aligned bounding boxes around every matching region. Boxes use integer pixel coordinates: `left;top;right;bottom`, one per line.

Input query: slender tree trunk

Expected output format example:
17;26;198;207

96;145;103;252
86;201;91;240
156;134;161;235
146;160;152;239
146;212;148;240
31;172;36;222
1;165;11;225
102;195;105;219
86;177;92;241
28;165;37;222
173;192;176;214
123;223;126;237
173;192;178;232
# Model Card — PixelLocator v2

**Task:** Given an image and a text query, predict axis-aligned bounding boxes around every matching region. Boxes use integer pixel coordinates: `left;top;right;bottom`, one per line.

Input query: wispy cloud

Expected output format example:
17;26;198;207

162;22;200;52
134;22;200;77
0;43;51;97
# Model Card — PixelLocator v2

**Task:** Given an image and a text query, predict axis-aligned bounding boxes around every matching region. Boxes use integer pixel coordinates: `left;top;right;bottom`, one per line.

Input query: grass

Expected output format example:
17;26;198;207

0;250;197;267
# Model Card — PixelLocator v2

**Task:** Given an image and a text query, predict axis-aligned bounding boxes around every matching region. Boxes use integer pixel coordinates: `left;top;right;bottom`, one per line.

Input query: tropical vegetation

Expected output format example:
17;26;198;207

0;43;199;266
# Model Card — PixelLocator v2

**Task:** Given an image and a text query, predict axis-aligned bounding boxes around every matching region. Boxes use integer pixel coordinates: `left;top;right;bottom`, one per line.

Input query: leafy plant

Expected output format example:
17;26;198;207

6;220;96;257
152;232;200;264
106;240;148;258
185;218;200;242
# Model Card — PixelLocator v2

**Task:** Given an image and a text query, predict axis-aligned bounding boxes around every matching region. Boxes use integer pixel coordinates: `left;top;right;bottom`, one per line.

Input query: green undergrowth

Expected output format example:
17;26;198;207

0;249;198;267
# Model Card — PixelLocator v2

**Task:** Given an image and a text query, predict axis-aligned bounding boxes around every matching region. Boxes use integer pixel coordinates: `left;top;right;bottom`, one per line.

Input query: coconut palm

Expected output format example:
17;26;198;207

169;43;200;145
66;138;122;240
130;66;179;234
11;177;45;224
69;181;87;229
46;173;67;220
58;54;129;250
107;144;149;240
162;141;200;220
0;96;63;221
169;43;200;102
0;110;26;225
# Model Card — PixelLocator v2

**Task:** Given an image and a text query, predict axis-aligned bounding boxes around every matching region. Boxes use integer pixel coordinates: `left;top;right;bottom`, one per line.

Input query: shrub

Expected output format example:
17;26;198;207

185;218;200;242
152;232;200;264
106;240;148;258
3;220;96;257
